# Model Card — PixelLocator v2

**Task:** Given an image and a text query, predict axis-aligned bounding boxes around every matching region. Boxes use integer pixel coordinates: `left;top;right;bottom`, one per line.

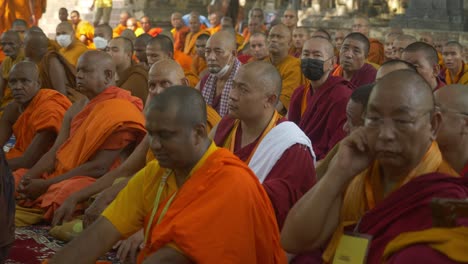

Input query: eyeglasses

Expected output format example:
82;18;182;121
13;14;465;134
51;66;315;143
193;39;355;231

364;110;433;131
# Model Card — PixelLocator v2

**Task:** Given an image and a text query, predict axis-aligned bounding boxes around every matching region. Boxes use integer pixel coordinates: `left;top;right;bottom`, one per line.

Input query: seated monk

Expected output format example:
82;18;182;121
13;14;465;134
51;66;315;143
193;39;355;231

246;32;269;62
402;42;445;91
52;60;221;263
13;51;146;226
70;11;95;49
376;59;417;80
146;35;199;87
333;32;377;88
0;149;15;263
107;37;148;104
392;34;417;59
183;14;209;57
442;41;468;85
0;62;71;171
24;30;77;99
134;33;152;70
56;22;88;66
191;33;209;78
289;27;309;58
126;17;144;37
0;31;24;114
281;70;464;263
435;85;468;176
140;16;163;37
198;31;242;117
352;15;385;65
220;16;244;50
267;24;306;114
49;85;286;264
93;24;113;51
113;11;129;37
170;12;190;52
289;37;353;160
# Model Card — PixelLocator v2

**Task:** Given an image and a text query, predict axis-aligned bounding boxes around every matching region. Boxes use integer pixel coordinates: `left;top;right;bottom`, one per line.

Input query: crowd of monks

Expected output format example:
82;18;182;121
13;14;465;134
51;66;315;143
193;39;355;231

0;5;468;264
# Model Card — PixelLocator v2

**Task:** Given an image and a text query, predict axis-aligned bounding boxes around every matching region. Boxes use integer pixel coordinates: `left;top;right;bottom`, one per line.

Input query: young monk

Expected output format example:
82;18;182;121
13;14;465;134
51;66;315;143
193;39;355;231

49;85;287;264
332;32;377;88
183;14;209;57
0;31;24;114
0;62;71;171
289;37;353;160
248;32;269;61
170;12;190;53
351;15;384;65
14;51;147;226
392;34;417;59
281;70;463;263
133;33;152;70
191;33;209;78
55;22;88;66
267;24;306;114
289;27;308;58
441;41;468;85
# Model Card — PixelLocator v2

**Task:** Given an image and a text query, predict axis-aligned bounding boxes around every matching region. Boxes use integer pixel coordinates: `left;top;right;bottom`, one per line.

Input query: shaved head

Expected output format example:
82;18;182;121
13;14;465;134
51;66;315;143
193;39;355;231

56;21;74;33
1;31;23;57
9;61;41;104
95;24;113;40
343;32;370;57
148;59;188;97
404;41;440;65
243;61;282;100
393;34;417;59
207;30;236;51
1;30;21;43
24;30;49;58
121;29;136;42
148;35;174;56
81;50;115;72
112;36;134;53
435;84;468;112
10;61;39;81
305;37;335;58
376;59;417;80
271;24;292;41
312;28;331;41
150;59;185;79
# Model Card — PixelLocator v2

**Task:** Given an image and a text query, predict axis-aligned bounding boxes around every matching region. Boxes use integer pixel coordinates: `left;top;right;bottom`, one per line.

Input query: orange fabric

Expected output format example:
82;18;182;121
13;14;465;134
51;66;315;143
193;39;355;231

322;142;460;262
33;0;46;24
208;24;221;35
147;28;163;37
183;30;210;56
6;89;71;159
438;52;446;69
14;87;146;221
38;51;76;93
445;63;468;85
174;50;193;72
271;55;306;110
191;55;207;77
137;148;287;264
74;20;95;48
184;69;200;88
171;26;190;52
113;24;126;37
59;41;88;66
48;39;61;52
368;38;384;65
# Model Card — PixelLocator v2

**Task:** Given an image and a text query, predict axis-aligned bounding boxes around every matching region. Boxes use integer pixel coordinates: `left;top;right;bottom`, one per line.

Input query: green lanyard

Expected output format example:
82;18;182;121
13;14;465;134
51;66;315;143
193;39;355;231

143;169;177;246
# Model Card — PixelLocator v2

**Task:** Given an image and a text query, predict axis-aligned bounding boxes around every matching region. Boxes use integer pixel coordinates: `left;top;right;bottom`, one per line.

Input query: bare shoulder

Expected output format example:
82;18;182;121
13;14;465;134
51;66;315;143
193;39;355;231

65;98;89;120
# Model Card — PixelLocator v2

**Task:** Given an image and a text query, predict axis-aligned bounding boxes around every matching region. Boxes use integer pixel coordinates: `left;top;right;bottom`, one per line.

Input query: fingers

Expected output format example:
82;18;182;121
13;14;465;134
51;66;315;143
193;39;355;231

52;210;63;226
117;240;131;261
113;240;122;249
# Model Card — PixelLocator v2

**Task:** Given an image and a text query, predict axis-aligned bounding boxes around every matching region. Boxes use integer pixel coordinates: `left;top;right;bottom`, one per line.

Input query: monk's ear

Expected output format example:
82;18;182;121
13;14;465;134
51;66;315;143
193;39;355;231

432;63;440;77
461;116;468;135
267;93;278;108
193;123;207;144
230;49;238;58
429;110;442;140
104;69;114;84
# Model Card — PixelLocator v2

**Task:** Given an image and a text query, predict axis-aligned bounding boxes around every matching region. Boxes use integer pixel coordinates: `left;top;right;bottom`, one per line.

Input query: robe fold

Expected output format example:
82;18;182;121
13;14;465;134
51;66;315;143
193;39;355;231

6;89;71;160
74;20;95;49
191;55;207;77
171;26;190;52
103;144;287;264
271;55;306;110
322;142;461;263
367;38;385;65
332;63;377;88
174;50;193;72
289;76;353;160
59;41;88;66
113;24;127;37
444;63;468;85
37;51;76;94
207;24;221;35
116;64;149;104
214;115;316;229
384;226;468;263
146;28;163;37
183;30;210;56
14;86;146;221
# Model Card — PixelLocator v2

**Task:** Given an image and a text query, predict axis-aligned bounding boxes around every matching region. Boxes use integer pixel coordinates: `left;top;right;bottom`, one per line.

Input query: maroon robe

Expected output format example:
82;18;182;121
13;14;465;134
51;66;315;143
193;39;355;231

214;116;316;229
289;76;353;160
434;76;446;91
387;244;462;264
333;63;377;88
343;173;468;264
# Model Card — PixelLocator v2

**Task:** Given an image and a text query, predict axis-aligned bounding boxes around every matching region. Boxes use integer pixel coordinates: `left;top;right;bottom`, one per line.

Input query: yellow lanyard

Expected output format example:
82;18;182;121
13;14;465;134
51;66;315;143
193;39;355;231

143;169;177;246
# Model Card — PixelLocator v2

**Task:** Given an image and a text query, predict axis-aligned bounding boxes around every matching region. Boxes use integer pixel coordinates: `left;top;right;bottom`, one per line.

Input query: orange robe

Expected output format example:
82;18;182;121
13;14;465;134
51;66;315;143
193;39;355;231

74;20;95;49
444;63;468;85
183;30;210;56
171;26;190;52
33;0;46;25
147;28;163;37
322;142;459;262
207;24;221;35
59;41;88;66
270;55;306;110
116;64;149;104
6;89;71;159
191;55;207;77
184;69;200;88
37;51;76;95
113;24;126;37
368;38;385;65
103;144;287;264
174;50;193;72
14;86;146;221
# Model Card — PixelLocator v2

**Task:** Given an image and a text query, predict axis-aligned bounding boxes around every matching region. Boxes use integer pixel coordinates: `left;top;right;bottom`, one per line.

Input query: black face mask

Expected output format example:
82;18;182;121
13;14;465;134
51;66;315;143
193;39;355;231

301;58;325;81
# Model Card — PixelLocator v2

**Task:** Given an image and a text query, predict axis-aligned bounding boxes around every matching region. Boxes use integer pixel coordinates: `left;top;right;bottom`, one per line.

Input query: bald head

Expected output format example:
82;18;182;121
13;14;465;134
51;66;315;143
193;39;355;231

148;59;188;98
207;30;237;51
435;85;468;112
281;9;298;29
80;50;116;72
146;35;174;65
24;30;49;58
343;32;370;57
9;61;41;104
304;36;335;58
311;28;331;41
189;14;202;33
10;61;39;81
121;29;136;42
243;61;282;100
268;24;292;56
94;24;113;40
393;34;417;59
56;21;74;33
1;31;22;57
376;59;417;80
12;19;28;33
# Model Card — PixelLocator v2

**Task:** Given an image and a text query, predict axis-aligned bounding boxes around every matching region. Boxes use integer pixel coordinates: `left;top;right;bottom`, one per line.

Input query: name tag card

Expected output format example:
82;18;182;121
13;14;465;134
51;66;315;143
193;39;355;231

333;232;372;264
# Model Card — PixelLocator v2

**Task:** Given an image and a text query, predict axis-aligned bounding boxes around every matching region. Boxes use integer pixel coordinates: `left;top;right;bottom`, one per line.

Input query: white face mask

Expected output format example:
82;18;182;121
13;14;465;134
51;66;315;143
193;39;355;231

93;36;108;50
56;34;72;48
214;54;233;78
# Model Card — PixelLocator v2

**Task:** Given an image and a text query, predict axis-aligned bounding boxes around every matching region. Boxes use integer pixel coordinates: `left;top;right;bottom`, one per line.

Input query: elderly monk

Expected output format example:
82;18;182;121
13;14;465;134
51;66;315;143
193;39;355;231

0;62;71;171
113;11;130;37
140;16;162;37
333;32;377;88
289;37;353;160
282;9;298;31
393;34;417;59
170;12;190;52
146;35;198;87
352;15;384;65
198;31;241;117
376;59;417;80
127;17;144;37
268;24;306;114
442;41;468;85
183;14;209;57
240;16;266;51
212;61;316;231
191;33;210;78
0;149;14;264
93;24;113;51
49;85;286;264
334;29;348;53
107;37;148;103
70;11;94;49
134;33;152;69
24;30;76;97
436;85;468;175
13;51;146;226
384;32;401;61
290;27;309;58
402;42;445;91
281;69;463;264
0;31;24;113
56;22;88;66
311;29;331;40
248;32;269;61
207;12;222;35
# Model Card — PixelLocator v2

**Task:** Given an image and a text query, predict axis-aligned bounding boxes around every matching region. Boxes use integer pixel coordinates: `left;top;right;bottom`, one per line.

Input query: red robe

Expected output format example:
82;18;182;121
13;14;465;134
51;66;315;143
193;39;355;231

213;116;316;229
288;76;353;160
332;63;377;88
341;173;468;264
